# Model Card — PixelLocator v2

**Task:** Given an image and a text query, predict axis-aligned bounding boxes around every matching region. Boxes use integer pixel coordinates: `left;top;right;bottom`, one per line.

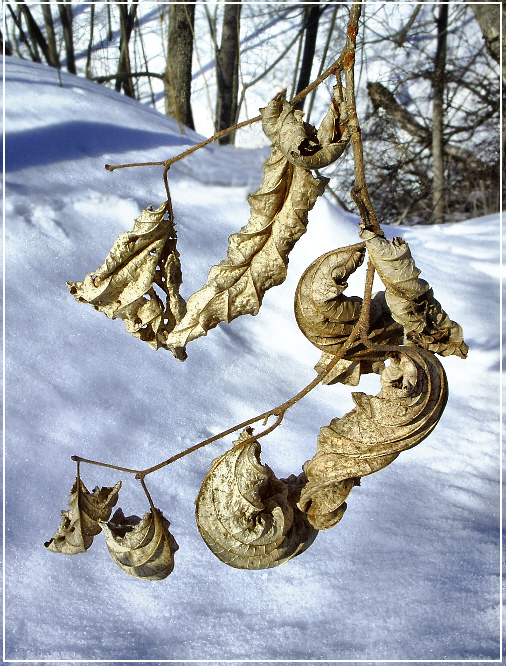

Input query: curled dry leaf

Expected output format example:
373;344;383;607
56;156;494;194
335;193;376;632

360;228;468;359
261;87;351;169
67;202;187;359
164;149;326;358
294;245;403;385
100;507;179;581
195;428;318;569
45;478;121;555
298;348;447;529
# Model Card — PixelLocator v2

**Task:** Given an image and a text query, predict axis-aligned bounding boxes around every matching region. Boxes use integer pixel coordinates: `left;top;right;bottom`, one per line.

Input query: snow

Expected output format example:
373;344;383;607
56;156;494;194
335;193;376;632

4;57;502;661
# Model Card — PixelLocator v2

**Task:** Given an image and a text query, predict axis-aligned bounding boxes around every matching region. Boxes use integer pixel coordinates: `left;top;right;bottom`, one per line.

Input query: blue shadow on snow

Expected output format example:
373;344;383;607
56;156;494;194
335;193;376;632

5;121;192;172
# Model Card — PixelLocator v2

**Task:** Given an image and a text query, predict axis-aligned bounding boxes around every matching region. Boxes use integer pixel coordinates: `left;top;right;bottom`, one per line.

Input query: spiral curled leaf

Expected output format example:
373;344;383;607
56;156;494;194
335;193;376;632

195;428;318;569
294;245;403;385
45;478;121;555
164;150;326;358
261;87;351;169
67;202;187;359
299;348;447;529
100;507;178;581
360;228;468;359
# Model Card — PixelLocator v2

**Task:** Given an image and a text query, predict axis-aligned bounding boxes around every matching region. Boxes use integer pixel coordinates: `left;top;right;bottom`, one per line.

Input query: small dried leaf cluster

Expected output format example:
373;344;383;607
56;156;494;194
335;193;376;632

45;476;178;580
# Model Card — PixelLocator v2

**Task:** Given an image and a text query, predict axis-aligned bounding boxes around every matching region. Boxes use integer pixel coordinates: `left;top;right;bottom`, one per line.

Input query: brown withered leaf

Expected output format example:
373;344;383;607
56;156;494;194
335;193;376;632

164;150;326;358
261;87;351;169
100;507;178;580
298;348;447;529
67;202;187;359
360;228;468;359
45;478;121;555
195;428;318;569
294;246;403;385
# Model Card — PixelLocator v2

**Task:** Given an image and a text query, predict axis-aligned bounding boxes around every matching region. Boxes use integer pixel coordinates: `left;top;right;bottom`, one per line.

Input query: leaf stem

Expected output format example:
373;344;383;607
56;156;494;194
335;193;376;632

138;257;374;479
71;455;141;476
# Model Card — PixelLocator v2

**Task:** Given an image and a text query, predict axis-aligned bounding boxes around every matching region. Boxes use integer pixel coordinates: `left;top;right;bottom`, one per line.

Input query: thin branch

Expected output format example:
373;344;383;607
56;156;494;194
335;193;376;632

106;3;362;174
93;71;165;83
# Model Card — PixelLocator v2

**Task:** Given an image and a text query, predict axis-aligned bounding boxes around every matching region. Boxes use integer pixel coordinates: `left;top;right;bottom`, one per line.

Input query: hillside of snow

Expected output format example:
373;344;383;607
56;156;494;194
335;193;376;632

4;57;501;661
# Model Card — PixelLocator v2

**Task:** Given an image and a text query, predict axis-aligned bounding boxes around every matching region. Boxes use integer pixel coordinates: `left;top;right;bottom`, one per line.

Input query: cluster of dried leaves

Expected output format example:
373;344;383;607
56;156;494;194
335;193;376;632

49;86;467;578
45;478;178;580
67;88;349;360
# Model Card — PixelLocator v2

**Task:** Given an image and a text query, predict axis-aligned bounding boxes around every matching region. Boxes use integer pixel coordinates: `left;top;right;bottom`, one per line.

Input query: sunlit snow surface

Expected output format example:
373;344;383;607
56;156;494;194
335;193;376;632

4;58;501;661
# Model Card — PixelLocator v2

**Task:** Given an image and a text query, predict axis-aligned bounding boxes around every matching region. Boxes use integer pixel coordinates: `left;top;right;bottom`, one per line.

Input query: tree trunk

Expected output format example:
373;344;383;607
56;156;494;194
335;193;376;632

215;0;241;144
165;2;195;130
7;3;37;60
470;1;503;76
431;3;448;224
293;4;321;112
41;3;60;69
58;2;76;74
85;4;95;78
1;29;13;56
18;1;54;64
115;2;138;98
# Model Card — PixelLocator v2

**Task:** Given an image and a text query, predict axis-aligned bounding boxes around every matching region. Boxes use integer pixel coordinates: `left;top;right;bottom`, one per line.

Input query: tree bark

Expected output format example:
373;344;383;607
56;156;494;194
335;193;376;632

165;2;195;130
215;0;242;144
470;1;503;76
431;3;448;224
293;4;321;111
41;3;60;69
115;2;138;98
57;2;76;74
85;3;95;79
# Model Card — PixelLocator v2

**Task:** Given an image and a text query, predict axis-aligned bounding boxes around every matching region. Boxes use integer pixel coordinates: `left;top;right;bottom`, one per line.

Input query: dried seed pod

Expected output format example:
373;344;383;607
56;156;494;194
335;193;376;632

294;246;403;384
195;429;318;569
45;478;121;555
100;507;178;581
299;348;448;529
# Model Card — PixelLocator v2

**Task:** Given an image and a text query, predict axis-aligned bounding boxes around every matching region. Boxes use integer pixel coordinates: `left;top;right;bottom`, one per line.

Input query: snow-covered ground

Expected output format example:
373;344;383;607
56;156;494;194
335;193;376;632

4;57;502;661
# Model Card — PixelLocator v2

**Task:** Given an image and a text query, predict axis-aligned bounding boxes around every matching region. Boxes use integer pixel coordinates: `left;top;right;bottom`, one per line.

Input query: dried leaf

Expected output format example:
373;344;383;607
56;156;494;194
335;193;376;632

294;246;403;385
100;507;178;580
164;150;326;358
360;228;468;358
299;348;447;529
261;87;351;169
67;202;187;359
45;478;121;555
195;428;318;569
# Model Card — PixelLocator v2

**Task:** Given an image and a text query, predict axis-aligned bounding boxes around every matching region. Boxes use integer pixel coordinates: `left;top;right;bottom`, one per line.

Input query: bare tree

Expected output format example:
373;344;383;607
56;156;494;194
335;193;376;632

431;3;448;223
215;0;242;144
41;4;60;69
359;3;499;224
293;3;322;112
165;2;195;130
115;1;138;98
57;2;76;74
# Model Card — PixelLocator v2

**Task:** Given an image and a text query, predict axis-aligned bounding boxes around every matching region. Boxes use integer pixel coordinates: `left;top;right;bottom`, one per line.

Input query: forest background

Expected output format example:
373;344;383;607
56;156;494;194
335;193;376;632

3;0;503;226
